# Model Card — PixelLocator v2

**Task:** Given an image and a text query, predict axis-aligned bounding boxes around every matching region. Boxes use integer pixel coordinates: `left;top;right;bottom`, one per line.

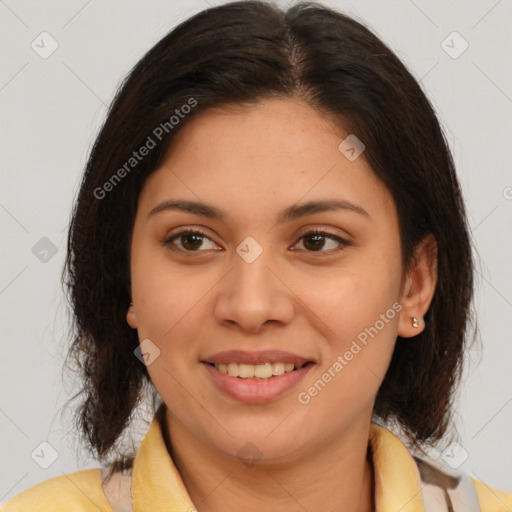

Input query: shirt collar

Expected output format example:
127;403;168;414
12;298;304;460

368;422;425;512
131;414;425;512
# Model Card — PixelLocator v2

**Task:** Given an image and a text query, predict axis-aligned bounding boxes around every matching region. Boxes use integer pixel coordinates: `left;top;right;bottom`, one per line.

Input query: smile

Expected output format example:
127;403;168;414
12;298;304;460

202;361;315;404
211;361;308;379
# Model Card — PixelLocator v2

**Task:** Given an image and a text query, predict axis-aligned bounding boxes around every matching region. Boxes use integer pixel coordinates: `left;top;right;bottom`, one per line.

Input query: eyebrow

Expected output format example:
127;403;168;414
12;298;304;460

147;198;371;224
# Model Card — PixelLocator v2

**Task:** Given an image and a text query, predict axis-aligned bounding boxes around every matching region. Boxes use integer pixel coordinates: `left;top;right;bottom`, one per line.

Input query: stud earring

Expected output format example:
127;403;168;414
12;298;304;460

129;302;133;307
412;317;419;328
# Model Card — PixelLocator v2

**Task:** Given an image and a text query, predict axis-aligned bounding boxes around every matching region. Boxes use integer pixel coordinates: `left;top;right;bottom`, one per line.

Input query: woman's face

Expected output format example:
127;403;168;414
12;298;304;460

127;97;425;463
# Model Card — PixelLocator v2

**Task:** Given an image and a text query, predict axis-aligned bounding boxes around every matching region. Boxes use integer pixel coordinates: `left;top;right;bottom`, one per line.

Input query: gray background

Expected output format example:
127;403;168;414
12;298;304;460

1;0;511;504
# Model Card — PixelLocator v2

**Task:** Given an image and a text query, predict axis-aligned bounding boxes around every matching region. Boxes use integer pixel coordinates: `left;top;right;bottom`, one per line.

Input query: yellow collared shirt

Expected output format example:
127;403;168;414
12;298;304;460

2;416;511;511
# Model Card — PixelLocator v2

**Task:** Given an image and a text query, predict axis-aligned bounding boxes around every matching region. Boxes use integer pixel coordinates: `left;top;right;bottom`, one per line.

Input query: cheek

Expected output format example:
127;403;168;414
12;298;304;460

294;256;401;344
130;263;221;405
299;279;399;414
293;250;401;398
133;270;212;420
130;242;213;337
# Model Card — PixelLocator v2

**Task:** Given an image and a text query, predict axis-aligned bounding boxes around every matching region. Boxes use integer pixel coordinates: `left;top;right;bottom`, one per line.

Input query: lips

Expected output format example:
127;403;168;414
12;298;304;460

201;349;316;366
202;359;315;403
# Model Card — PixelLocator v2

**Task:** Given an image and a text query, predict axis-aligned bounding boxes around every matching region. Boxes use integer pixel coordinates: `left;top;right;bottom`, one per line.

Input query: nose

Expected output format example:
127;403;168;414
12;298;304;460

214;247;295;333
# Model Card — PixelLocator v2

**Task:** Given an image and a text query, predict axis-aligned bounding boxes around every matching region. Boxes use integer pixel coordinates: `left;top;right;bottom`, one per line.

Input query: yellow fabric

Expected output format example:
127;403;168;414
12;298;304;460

2;416;511;511
473;479;512;512
0;468;114;511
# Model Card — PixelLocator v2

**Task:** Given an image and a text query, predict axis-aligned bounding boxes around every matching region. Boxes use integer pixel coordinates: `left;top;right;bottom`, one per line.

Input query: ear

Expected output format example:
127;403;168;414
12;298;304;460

126;301;138;329
397;234;438;338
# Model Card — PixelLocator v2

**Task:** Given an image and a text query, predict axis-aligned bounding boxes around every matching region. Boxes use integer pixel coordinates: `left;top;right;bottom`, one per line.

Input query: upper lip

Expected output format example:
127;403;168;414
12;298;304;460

202;349;315;366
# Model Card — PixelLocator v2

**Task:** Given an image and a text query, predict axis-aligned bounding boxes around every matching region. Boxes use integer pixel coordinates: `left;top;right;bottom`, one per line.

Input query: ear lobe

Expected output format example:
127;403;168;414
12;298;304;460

126;302;138;329
397;234;438;338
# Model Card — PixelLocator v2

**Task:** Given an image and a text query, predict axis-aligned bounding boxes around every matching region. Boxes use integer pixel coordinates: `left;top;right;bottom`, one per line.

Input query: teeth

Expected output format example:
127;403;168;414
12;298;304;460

215;362;305;379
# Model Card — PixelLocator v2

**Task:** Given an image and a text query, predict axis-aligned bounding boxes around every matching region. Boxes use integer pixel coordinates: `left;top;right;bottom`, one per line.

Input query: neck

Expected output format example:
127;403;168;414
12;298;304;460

163;410;375;512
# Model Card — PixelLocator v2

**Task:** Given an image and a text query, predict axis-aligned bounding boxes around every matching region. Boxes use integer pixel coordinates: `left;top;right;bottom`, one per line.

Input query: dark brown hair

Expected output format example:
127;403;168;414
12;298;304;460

62;0;476;473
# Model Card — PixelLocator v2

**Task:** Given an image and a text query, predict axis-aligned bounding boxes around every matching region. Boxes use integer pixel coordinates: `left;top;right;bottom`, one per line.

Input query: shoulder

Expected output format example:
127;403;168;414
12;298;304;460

472;477;512;512
1;468;114;512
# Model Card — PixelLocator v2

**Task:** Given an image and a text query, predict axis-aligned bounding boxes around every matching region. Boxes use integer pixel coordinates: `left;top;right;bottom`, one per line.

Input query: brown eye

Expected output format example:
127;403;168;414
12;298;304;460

293;230;350;253
163;229;218;252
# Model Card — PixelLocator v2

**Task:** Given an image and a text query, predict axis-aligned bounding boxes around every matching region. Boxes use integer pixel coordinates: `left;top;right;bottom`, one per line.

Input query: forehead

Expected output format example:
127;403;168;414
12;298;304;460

138;98;395;225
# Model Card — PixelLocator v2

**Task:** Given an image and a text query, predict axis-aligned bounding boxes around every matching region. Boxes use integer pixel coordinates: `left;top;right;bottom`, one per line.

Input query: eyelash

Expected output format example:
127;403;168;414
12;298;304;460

161;228;351;255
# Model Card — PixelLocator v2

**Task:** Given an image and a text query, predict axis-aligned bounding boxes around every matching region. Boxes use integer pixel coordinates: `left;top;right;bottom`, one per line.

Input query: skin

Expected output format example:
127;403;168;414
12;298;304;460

126;97;437;512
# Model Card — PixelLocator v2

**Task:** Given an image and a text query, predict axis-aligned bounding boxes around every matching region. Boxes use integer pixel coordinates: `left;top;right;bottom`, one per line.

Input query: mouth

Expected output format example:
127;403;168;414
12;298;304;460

202;359;315;404
204;361;315;379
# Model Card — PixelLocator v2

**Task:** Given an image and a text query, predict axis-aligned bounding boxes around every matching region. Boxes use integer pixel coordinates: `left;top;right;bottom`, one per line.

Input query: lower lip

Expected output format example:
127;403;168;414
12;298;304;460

202;362;314;404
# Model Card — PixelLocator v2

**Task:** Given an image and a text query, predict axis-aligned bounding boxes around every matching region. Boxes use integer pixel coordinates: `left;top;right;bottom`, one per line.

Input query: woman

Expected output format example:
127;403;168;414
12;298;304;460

2;1;510;511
